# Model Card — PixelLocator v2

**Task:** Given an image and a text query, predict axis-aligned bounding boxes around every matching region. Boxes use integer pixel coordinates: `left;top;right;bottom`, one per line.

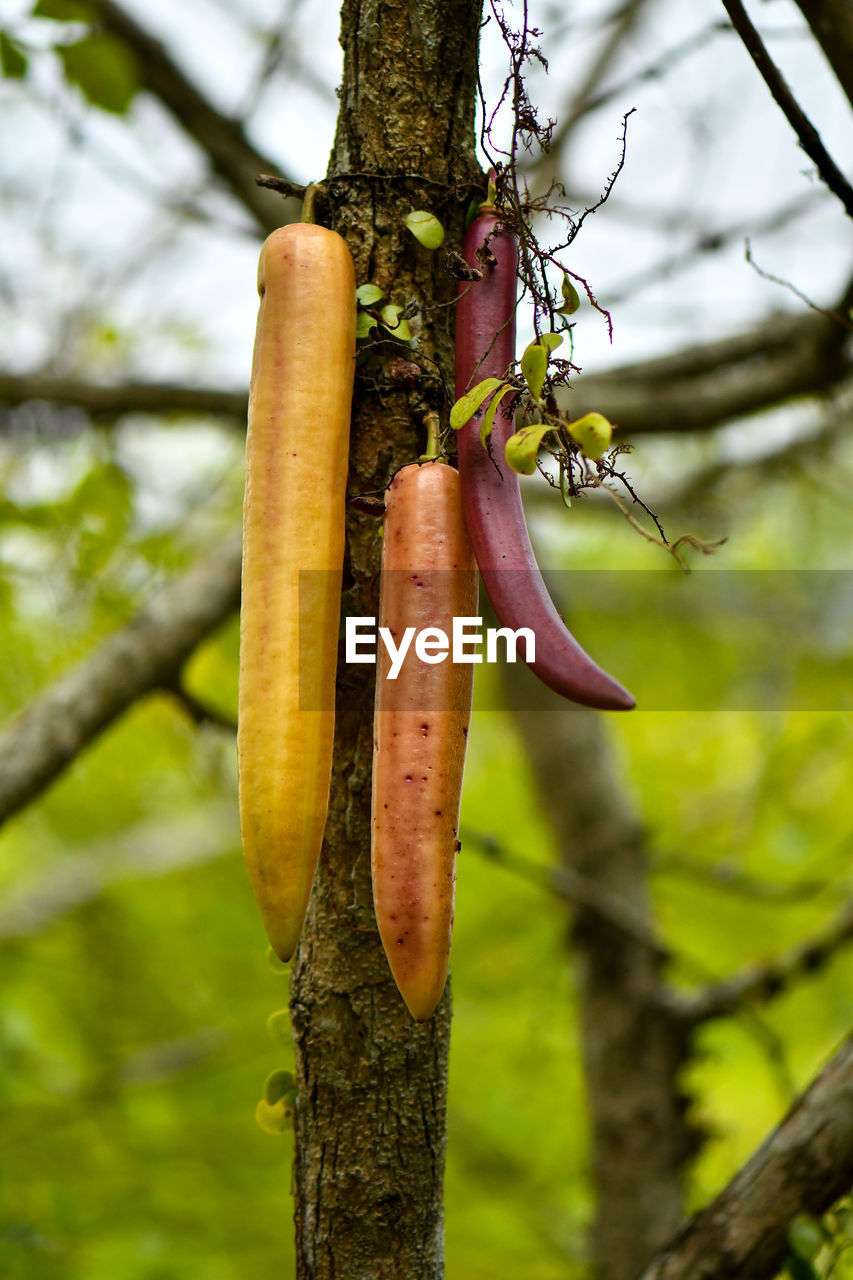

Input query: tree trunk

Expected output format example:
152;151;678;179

288;2;481;1276
505;660;701;1280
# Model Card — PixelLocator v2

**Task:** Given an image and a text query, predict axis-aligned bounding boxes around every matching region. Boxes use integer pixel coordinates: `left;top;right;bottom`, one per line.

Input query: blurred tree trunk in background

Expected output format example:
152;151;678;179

505;657;699;1280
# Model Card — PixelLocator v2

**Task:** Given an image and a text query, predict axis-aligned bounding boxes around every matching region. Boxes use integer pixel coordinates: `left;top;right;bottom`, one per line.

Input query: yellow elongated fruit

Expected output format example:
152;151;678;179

371;461;478;1020
238;223;356;961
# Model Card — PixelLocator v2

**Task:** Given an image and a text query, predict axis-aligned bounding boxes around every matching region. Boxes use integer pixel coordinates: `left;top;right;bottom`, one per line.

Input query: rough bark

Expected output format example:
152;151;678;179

641;1034;853;1280
504;661;700;1280
287;3;481;1277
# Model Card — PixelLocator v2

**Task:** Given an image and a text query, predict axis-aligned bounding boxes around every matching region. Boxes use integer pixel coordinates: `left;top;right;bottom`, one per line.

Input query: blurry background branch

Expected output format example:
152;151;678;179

0;532;241;830
2;305;850;440
794;0;853;108
564;308;852;436
671;902;853;1025
98;0;298;230
0;373;246;424
501;662;699;1280
720;0;853;220
0;804;238;943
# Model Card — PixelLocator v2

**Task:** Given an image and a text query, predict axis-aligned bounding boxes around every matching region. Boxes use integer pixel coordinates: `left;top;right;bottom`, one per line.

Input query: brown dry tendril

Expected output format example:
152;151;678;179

473;1;721;571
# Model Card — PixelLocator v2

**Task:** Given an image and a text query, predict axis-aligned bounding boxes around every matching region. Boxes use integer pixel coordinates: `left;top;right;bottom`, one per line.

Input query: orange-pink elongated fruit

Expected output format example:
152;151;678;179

371;460;478;1020
238;223;356;961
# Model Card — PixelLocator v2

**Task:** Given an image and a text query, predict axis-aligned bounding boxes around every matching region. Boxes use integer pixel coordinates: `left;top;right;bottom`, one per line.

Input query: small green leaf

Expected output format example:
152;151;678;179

34;0;96;17
57;33;139;114
266;1010;291;1043
788;1216;826;1263
356;311;378;339
464;196;482;229
265;946;289;974
559;276;581;315
568;412;613;461
255;1098;293;1135
538;332;563;353
379;304;412;341
356;283;384;307
404;210;445;250
786;1256;819;1280
520;342;548;400
449;377;504;429
0;33;28;78
479;383;514;446
505;424;551;475
263;1069;296;1106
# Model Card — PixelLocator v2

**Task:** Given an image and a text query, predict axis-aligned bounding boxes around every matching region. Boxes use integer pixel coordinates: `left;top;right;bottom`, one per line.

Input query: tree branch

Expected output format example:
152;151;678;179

501;661;700;1279
793;0;853;110
670;903;853;1025
0;804;238;942
98;0;299;231
604;189;825;306
2;305;850;442
460;824;670;960
640;1034;853;1280
0;372;246;422
563;310;851;435
0;532;242;829
721;0;853;220
533;0;650;186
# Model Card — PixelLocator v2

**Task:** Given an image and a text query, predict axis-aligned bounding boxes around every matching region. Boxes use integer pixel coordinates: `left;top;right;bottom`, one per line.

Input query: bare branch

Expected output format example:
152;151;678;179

653;852;833;904
605;189;825;306
1;309;848;446
0;804;238;942
721;0;853;220
461;824;670;959
547;21;727;142
98;1;300;231
793;0;853;110
537;0;650;175
163;681;238;733
501;676;701;1276
0;373;246;423
563;310;851;435
0;533;242;829
671;903;853;1025
662;411;848;514
640;1034;853;1280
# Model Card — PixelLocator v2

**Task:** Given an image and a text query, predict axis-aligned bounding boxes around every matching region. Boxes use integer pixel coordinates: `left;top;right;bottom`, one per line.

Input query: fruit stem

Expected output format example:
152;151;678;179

419;411;443;463
301;184;319;224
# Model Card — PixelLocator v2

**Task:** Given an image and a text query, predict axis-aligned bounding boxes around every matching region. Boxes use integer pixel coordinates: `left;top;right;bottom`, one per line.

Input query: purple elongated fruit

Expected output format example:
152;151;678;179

454;202;635;711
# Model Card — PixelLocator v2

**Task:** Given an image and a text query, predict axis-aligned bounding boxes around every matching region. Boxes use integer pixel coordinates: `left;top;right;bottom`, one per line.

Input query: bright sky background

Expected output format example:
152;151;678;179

0;0;851;547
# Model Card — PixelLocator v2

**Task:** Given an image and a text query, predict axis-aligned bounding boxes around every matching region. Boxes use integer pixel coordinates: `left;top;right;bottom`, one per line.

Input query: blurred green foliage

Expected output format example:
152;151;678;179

0;417;851;1279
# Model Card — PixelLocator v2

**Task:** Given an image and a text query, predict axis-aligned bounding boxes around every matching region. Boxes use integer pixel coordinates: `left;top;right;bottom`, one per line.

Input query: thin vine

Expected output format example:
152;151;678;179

461;1;721;571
